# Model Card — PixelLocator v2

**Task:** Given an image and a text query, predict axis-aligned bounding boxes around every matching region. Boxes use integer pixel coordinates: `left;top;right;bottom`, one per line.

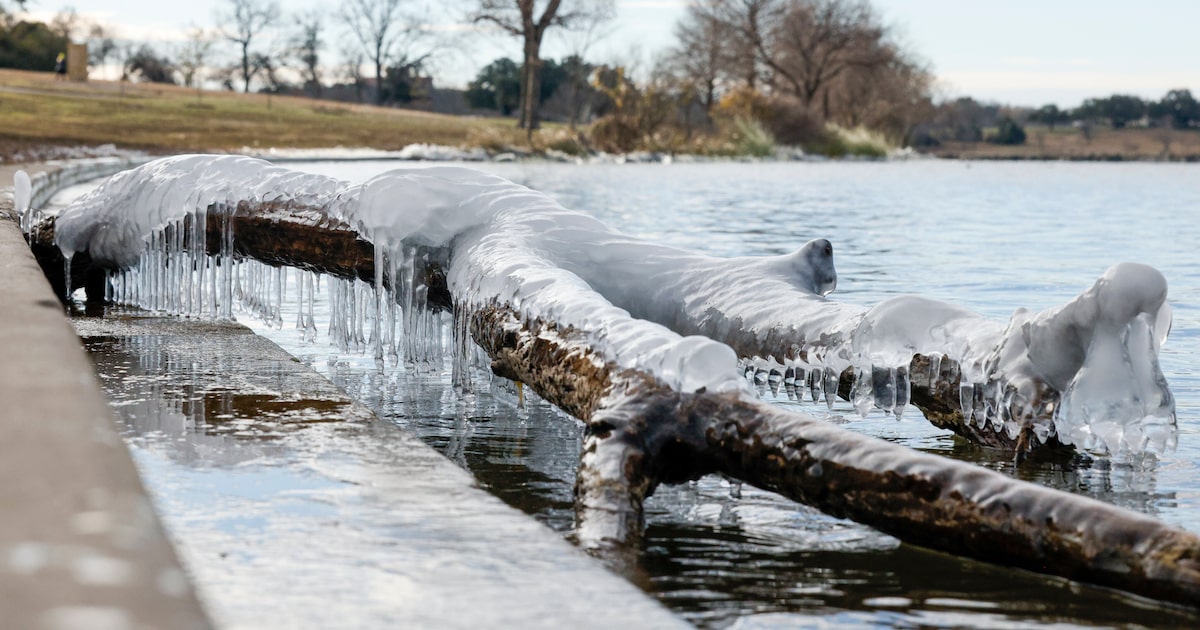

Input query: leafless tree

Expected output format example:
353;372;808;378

665;3;742;114
50;6;81;43
216;0;281;93
553;5;613;129
471;0;614;135
825;52;933;143
292;10;324;97
339;0;436;106
86;23;117;79
177;27;215;98
339;45;367;103
713;0;895;117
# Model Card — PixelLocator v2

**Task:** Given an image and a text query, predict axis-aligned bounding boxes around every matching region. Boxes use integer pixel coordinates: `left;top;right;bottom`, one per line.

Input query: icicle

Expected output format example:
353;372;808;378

219;206;234;320
295;268;305;330
193;208;207;317
384;263;398;361
62;252;74;304
767;369;782;397
451;304;474;393
851;366;873;417
304;272;318;342
783;367;797;400
823;368;839;410
974;385;990;430
872;366;897;416
894;365;910;419
372;246;386;363
272;265;283;329
808;368;823;403
959;383;974;423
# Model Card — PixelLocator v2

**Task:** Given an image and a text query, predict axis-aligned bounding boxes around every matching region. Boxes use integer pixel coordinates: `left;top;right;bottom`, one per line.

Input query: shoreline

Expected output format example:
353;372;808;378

5;139;1200;169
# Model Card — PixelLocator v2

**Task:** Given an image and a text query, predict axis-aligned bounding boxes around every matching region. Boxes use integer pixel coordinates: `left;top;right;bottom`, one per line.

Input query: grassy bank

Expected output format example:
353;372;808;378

5;68;1200;162
0;68;524;158
930;125;1200;161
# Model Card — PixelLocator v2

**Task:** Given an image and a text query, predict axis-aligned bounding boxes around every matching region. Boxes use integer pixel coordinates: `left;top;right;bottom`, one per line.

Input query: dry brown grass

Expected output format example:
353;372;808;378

931;125;1200;161
0;68;515;154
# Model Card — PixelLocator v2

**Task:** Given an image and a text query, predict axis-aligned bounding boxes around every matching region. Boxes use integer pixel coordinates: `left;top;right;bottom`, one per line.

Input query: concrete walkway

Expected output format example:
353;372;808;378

1;163;210;628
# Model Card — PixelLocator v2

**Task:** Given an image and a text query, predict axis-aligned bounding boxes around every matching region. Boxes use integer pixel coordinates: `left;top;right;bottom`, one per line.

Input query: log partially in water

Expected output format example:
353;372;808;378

28;206;1200;606
27;211;1017;452
473;303;1200;608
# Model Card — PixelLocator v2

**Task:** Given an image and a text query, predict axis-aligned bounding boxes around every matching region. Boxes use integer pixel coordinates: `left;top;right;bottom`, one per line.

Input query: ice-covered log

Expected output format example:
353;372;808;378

34;154;1199;607
36;155;1176;458
472;302;1200;608
30;208;453;311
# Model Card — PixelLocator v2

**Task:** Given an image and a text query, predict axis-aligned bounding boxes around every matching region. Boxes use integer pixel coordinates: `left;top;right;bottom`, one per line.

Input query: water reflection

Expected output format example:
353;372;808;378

82;329;365;468
78;313;683;629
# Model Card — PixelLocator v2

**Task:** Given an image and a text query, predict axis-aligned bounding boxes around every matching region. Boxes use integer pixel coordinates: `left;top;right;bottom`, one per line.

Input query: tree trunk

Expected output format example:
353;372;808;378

26;211;1043;453
375;58;385;105
27;205;1200;608
475;303;1200;609
241;42;251;93
520;36;543;136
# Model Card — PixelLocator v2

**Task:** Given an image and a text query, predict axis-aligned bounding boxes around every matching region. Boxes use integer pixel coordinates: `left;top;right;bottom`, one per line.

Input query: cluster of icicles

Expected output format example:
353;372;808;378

46;155;1177;457
741;359;922;420
96;211;460;375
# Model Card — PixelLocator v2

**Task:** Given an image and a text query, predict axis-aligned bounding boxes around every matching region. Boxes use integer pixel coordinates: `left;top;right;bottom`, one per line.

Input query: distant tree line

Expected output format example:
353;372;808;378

3;0;1196;155
914;89;1200;148
564;0;935;154
0;16;62;71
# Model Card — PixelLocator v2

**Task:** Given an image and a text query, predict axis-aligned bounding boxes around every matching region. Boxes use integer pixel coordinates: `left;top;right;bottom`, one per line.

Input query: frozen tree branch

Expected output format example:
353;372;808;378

30;156;1195;608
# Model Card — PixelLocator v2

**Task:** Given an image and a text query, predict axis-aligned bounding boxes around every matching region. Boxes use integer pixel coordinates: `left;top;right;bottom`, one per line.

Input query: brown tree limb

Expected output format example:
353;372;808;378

29;202;1200;608
472;303;1200;608
27;210;1037;453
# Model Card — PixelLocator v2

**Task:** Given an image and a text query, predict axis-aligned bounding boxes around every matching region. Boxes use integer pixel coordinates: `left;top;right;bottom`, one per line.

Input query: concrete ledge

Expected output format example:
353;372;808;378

1;163;209;628
78;313;688;628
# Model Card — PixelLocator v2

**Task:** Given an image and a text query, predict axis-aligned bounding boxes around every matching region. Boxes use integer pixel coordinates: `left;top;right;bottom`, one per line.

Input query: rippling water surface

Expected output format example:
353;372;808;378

259;159;1200;628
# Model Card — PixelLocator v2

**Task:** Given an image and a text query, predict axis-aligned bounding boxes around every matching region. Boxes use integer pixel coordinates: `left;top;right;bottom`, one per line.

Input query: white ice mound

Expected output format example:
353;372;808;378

55;155;343;267
53;155;751;396
1000;262;1176;455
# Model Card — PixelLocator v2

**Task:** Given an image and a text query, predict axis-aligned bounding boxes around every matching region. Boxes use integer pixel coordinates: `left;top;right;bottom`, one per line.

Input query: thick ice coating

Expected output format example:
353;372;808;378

52;155;1177;456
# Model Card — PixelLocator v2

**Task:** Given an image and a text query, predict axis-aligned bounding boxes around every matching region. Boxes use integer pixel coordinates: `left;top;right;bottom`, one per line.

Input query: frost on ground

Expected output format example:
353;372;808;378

48;155;1176;457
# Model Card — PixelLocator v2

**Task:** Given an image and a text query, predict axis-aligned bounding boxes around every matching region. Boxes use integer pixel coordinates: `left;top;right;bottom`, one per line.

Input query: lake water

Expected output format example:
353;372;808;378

67;159;1200;627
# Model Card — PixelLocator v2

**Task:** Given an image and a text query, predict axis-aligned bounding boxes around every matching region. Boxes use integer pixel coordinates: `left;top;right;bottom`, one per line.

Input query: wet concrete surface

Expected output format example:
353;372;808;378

2;169;208;630
73;309;686;629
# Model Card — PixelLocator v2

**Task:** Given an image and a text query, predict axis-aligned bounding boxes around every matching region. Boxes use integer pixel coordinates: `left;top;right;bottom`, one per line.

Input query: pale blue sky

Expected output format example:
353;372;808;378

19;0;1200;107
